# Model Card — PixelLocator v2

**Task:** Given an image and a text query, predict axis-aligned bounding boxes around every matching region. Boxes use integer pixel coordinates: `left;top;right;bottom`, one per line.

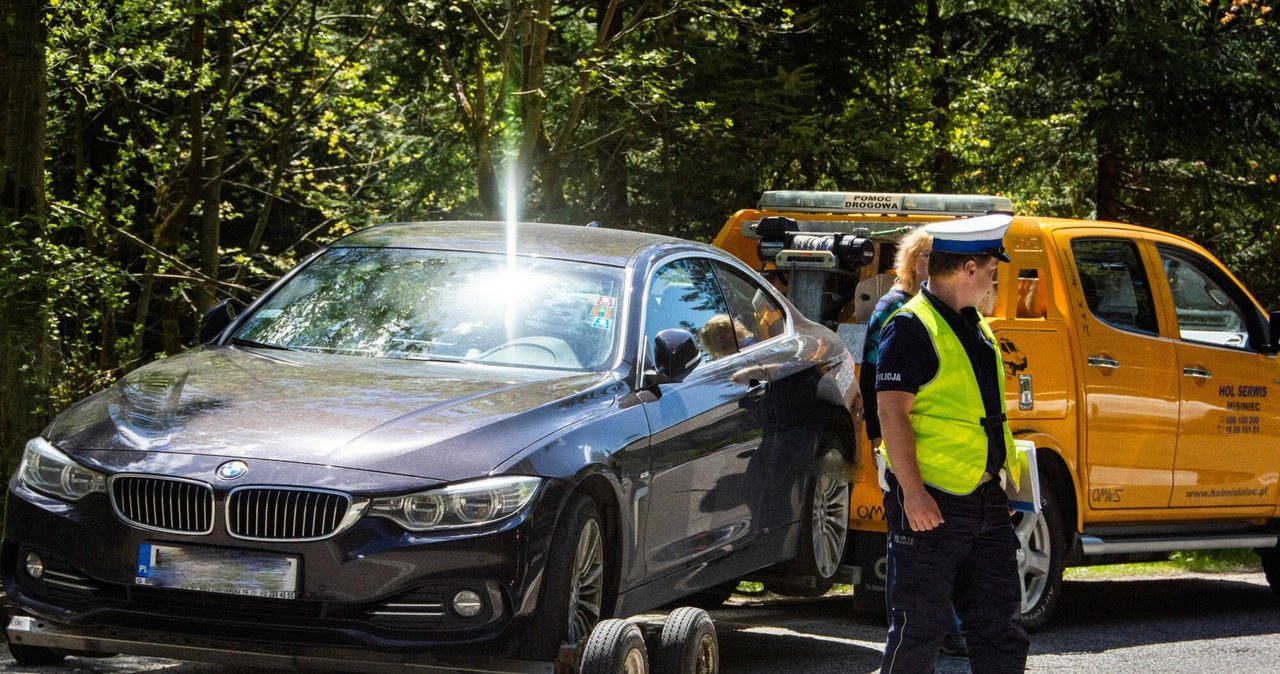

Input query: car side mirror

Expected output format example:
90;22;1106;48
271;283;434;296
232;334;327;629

649;329;701;385
199;298;243;343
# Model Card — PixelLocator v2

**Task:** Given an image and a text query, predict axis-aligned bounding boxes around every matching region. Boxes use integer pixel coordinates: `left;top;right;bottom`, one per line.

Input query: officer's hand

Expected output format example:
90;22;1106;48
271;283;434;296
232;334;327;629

903;491;943;531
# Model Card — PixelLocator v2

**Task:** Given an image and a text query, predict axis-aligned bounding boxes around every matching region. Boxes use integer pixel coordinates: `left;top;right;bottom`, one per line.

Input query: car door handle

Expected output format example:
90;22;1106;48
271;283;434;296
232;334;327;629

1087;356;1120;370
745;379;769;398
1182;366;1212;379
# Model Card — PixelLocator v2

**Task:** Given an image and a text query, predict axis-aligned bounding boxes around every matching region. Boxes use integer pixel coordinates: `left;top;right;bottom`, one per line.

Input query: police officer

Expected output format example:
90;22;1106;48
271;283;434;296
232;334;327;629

875;214;1030;673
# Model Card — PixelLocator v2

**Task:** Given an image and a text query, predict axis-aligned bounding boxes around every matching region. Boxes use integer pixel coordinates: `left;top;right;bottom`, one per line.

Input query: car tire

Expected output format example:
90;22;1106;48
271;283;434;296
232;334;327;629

7;643;66;666
654;606;718;674
579;619;648;674
1256;544;1280;597
765;430;849;597
519;494;607;661
1015;467;1067;631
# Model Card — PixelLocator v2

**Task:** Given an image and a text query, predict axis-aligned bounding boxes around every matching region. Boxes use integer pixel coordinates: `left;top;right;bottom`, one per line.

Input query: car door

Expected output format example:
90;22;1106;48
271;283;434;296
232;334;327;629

639;256;771;577
708;260;797;533
1058;233;1179;510
1150;239;1279;511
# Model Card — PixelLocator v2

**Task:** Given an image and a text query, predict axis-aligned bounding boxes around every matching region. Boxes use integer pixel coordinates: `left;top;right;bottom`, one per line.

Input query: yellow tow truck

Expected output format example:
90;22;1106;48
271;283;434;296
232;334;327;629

715;191;1280;629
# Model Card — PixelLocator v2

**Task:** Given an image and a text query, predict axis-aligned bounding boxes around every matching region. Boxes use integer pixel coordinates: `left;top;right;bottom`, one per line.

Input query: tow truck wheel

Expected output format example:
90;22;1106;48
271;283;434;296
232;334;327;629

1015;469;1066;632
765;432;849;597
676;580;737;610
1255;544;1280;596
655;607;718;674
580;619;648;674
519;494;607;661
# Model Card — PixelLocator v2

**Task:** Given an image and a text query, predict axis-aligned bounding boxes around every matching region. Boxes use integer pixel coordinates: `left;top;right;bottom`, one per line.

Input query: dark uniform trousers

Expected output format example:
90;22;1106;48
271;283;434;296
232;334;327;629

880;471;1030;673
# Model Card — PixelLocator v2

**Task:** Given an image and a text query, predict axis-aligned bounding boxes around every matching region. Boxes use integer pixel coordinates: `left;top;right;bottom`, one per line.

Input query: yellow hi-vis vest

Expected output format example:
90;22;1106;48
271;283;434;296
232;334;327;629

880;292;1024;495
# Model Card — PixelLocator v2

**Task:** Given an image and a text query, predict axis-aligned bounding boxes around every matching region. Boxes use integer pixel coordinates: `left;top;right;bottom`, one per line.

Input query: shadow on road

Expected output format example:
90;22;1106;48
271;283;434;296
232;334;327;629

706;572;1280;673
2;573;1276;673
1031;574;1280;653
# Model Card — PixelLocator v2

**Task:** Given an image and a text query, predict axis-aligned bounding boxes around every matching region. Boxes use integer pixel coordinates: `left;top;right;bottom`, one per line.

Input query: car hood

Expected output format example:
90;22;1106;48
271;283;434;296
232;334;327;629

45;346;620;482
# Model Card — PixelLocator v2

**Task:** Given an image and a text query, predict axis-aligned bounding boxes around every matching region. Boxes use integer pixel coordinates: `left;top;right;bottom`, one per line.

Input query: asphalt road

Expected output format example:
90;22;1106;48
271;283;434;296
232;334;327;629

3;571;1277;673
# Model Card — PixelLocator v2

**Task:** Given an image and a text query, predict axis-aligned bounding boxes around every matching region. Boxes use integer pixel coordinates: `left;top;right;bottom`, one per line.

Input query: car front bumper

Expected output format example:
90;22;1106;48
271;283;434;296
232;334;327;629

2;477;565;656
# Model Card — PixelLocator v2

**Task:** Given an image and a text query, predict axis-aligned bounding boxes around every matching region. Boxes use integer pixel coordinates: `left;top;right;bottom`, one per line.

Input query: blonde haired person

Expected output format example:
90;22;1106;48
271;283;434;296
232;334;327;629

859;226;932;448
699;314;751;359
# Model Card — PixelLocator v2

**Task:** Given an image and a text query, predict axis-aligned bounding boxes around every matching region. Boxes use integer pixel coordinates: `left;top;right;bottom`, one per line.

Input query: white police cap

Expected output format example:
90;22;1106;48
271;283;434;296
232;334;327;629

925;213;1013;263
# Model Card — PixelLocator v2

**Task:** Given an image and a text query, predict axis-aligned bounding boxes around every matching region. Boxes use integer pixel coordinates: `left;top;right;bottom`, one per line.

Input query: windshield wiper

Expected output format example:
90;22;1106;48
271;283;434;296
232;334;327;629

229;337;293;351
401;353;468;363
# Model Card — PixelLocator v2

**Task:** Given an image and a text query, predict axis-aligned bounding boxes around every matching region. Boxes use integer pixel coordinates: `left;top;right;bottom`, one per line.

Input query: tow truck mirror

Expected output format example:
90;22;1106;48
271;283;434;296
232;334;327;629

1269;310;1280;354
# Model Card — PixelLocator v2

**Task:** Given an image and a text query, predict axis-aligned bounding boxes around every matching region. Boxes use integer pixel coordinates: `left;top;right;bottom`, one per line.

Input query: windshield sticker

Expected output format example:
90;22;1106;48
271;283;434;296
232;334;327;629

590;296;617;329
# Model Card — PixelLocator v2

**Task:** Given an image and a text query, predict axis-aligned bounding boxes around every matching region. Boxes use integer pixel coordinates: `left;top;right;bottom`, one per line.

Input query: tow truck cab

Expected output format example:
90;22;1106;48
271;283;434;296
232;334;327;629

715;191;1280;629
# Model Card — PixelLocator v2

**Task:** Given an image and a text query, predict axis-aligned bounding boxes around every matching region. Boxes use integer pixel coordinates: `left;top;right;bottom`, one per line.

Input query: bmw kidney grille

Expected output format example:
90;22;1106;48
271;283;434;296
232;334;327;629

227;487;351;541
110;476;351;540
111;476;216;535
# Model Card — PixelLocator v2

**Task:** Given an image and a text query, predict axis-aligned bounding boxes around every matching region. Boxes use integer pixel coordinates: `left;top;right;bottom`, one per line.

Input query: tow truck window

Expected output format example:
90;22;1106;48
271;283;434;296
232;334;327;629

1070;239;1158;334
1157;245;1255;350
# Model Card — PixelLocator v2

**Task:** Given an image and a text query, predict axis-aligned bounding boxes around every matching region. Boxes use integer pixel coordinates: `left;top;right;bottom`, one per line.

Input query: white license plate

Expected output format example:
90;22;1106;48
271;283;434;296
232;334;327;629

135;543;299;599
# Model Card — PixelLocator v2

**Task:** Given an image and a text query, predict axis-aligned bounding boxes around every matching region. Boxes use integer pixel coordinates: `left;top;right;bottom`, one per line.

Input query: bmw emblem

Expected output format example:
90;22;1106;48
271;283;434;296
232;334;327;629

216;460;249;481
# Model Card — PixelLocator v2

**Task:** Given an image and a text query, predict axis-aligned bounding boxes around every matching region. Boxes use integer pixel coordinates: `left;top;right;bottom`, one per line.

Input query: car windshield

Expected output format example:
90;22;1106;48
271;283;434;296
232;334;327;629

230;247;624;370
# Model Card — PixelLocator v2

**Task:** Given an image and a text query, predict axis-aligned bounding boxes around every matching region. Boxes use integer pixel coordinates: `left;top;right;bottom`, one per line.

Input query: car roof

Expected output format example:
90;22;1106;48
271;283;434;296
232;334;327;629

331;221;700;267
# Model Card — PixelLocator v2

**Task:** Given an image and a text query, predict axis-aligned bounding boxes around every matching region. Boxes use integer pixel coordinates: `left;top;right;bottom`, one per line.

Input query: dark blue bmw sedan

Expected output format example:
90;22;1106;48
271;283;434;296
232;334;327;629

3;222;857;668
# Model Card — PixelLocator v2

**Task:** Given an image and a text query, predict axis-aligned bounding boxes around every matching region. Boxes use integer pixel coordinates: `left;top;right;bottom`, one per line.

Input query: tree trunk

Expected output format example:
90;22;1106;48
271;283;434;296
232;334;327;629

0;0;49;468
1095;135;1125;222
131;0;207;361
1089;0;1124;222
927;0;954;192
198;4;235;313
593;0;629;228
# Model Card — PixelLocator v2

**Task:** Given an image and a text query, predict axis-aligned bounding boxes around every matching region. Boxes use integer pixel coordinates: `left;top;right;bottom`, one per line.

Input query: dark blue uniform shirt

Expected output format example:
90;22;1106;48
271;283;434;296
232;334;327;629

875;288;1006;495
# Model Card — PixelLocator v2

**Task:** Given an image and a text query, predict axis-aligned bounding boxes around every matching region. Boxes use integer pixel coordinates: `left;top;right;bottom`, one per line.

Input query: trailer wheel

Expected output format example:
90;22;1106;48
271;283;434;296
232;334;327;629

7;643;65;666
520;494;607;660
655;607;718;674
580;619;648;674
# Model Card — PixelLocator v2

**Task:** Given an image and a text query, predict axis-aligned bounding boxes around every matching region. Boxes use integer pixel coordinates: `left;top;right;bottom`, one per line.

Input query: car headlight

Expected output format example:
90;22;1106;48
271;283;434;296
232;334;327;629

369;476;542;532
18;437;106;501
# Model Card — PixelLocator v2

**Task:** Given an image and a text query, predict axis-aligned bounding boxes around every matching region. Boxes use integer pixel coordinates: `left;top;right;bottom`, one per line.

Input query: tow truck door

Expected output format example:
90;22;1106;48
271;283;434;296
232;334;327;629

1148;238;1279;511
1056;231;1179;510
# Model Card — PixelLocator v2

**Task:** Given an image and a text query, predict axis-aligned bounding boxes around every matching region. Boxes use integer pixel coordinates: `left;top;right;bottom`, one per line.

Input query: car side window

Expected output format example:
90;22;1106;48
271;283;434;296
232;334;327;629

1070;239;1158;334
712;262;786;347
644;258;732;362
1157;245;1257;350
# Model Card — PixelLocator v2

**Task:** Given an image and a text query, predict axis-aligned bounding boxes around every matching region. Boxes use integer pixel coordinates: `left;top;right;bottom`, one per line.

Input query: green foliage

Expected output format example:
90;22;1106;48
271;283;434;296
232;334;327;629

3;0;1279;474
1066;549;1261;578
1169;548;1261;573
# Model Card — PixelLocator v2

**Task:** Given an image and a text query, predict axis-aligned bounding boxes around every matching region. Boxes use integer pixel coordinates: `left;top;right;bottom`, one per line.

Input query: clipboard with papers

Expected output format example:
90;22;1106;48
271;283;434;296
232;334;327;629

1005;439;1042;513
